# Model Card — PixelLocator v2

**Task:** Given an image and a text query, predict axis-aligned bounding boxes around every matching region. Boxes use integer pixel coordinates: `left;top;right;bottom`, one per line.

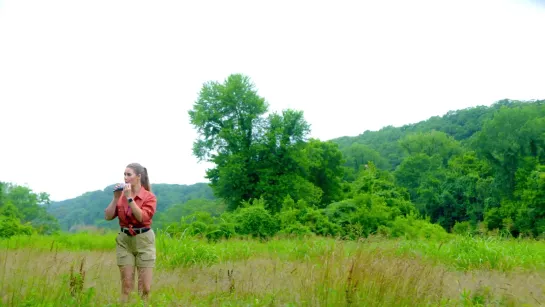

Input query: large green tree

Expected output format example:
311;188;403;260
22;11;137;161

189;74;345;212
253;109;320;212
189;74;269;210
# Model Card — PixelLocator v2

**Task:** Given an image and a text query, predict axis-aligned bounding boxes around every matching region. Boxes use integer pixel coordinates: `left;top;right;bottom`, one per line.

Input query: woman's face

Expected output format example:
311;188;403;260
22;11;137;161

124;167;141;186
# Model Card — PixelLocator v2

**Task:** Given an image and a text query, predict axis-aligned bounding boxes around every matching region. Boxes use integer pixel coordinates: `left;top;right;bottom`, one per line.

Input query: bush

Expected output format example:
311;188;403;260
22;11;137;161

187;221;208;236
300;208;341;237
390;214;448;240
234;205;278;239
279;222;312;236
205;222;236;242
452;221;475;236
0;216;34;238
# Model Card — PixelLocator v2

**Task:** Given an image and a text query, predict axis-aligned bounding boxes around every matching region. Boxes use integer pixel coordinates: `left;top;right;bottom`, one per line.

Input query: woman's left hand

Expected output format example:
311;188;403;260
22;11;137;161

123;183;133;199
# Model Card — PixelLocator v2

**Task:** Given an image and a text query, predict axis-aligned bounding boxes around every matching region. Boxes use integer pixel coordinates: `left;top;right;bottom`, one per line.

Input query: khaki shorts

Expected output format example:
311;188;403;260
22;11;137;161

115;229;156;268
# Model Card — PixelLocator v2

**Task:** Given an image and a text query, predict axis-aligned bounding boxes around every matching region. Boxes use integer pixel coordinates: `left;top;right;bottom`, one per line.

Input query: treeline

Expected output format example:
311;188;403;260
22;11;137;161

162;164;447;242
2;74;544;240
0;182;60;237
334;99;545;237
179;74;544;240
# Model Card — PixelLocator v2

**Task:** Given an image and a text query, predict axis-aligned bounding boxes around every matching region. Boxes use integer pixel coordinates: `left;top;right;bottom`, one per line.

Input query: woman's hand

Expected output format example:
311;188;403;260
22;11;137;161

113;184;123;199
123;183;133;199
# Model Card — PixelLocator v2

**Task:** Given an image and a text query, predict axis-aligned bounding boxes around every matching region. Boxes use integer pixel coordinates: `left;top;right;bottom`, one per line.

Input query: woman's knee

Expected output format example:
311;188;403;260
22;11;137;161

138;267;153;293
119;266;135;293
122;279;133;294
141;284;151;295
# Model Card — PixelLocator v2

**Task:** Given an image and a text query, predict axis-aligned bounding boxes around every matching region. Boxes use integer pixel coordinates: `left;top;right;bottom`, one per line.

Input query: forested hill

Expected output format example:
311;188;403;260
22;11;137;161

325;98;545;237
48;183;215;231
332;99;545;177
14;97;545;238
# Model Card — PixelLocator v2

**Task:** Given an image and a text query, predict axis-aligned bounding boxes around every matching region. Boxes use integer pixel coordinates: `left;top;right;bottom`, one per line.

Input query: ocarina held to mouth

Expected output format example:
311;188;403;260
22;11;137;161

113;183;126;192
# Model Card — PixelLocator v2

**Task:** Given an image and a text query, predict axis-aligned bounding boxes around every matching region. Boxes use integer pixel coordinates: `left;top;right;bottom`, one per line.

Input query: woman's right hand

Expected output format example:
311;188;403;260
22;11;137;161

113;184;123;199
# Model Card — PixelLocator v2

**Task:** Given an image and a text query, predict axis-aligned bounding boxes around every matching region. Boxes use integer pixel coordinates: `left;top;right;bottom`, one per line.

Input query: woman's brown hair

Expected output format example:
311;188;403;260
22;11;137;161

127;163;151;192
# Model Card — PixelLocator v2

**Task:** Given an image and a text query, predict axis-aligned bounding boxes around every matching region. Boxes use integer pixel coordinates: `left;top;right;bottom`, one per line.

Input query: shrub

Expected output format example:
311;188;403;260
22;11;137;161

0;216;34;238
234;205;278;239
279;222;312;236
300;208;341;237
390;213;448;240
205;222;236;242
452;221;475;236
187;221;208;236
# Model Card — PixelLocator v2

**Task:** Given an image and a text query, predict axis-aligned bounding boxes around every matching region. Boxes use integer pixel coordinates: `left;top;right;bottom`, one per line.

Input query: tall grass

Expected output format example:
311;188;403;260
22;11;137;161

0;238;448;306
1;232;544;306
393;235;545;271
2;231;545;271
0;231;116;251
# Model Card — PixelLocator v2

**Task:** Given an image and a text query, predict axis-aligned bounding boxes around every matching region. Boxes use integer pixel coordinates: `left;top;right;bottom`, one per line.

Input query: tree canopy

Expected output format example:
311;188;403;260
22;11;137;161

4;75;544;240
188;74;345;212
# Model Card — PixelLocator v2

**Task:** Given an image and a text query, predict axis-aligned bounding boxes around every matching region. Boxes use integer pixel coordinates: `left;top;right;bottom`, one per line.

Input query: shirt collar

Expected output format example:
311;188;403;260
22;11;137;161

135;186;148;200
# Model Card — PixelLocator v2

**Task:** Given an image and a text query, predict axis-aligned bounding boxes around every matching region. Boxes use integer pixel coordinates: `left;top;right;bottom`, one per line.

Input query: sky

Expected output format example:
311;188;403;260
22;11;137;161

1;0;544;201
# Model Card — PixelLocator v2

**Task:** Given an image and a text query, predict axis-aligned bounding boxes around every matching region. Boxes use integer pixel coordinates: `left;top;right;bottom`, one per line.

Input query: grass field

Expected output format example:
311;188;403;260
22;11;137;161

1;231;544;306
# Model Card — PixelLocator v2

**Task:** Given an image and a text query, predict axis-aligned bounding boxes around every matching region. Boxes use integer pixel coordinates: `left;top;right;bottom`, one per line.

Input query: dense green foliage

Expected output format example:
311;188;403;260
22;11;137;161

161;164;449;242
2;74;544;240
185;74;545;239
332;99;545;237
0;182;60;237
188;74;344;212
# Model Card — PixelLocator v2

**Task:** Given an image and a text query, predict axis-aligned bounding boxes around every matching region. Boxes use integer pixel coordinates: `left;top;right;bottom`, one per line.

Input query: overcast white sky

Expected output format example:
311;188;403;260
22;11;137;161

1;0;544;201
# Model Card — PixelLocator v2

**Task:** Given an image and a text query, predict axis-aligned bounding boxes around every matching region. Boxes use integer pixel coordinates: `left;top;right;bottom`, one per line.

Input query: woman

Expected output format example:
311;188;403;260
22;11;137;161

104;162;157;303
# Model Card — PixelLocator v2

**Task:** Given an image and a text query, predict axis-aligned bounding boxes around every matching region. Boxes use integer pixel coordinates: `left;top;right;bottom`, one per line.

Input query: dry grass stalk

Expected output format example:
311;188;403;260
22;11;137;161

69;257;86;297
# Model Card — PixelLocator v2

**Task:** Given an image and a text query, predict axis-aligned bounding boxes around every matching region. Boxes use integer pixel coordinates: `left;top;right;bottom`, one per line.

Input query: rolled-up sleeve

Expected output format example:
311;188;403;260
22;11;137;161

141;194;157;223
106;199;119;220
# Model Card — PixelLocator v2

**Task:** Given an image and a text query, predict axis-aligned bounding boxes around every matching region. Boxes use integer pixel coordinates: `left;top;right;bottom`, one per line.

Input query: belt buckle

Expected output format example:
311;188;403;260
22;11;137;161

121;227;136;236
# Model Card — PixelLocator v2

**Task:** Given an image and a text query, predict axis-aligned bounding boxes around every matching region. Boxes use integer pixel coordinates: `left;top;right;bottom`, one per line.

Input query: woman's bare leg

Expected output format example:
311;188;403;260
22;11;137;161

119;266;135;302
137;267;153;301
